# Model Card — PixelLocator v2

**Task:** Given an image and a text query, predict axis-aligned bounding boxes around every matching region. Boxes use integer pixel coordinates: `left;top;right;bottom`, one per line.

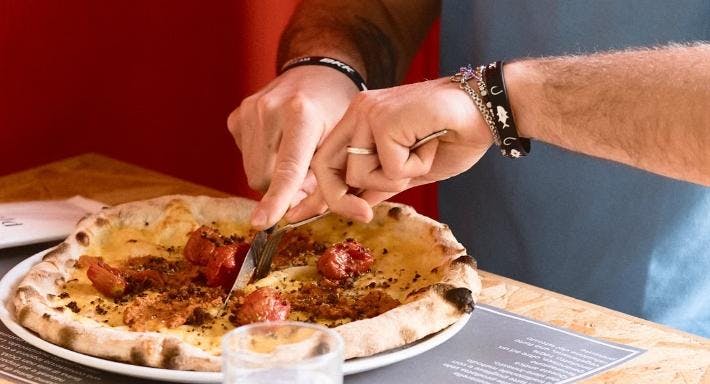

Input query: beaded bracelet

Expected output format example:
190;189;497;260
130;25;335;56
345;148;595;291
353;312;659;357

450;65;500;146
280;56;368;91
451;62;530;158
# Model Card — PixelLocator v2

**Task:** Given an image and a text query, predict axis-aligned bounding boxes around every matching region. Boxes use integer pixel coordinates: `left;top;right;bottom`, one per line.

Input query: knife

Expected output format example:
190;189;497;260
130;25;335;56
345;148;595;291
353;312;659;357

218;230;268;315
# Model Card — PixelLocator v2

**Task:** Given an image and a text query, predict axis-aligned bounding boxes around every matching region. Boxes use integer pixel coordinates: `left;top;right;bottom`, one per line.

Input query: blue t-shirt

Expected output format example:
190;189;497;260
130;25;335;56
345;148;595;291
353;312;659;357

440;0;710;337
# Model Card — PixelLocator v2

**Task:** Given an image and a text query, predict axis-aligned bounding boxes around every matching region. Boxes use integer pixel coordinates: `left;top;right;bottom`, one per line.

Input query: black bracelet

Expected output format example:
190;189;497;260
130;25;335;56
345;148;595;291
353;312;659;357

280;56;368;91
481;61;530;158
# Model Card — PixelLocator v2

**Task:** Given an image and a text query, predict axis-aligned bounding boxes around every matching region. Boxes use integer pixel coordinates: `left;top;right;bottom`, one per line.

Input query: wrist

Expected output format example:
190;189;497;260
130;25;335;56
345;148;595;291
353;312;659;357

503;60;543;141
436;78;495;147
278;48;368;82
280;56;368;91
277;65;361;97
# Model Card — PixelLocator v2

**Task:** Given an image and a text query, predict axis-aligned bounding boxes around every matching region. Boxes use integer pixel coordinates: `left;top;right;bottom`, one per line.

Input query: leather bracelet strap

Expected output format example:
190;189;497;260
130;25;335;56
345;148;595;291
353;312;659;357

280;56;368;91
482;61;530;158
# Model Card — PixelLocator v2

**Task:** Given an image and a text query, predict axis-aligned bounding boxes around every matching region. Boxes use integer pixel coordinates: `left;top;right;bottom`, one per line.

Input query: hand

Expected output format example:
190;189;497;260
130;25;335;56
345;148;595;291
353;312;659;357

287;78;493;223
227;65;359;229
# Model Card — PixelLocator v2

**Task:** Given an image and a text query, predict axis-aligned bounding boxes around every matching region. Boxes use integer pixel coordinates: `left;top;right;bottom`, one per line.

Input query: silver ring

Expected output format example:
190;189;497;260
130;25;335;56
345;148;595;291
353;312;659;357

346;146;377;155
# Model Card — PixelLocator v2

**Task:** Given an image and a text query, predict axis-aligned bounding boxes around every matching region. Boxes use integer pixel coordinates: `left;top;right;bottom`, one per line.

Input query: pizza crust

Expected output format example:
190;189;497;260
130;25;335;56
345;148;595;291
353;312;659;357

335;206;480;359
12;195;480;371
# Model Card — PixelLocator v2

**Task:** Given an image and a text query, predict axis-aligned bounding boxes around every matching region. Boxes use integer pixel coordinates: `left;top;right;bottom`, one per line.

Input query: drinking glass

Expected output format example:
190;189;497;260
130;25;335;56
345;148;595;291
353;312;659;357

222;321;344;384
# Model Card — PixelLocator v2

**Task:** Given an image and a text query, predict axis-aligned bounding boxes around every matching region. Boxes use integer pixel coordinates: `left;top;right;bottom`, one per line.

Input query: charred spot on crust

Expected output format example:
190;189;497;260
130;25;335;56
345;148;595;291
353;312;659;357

444;287;475;313
42;313;50;320
95;217;109;227
406;286;428;298
17;306;31;324
75;231;90;246
57;327;78;348
406;283;454;298
42;243;70;261
16;286;35;297
452;255;477;269
65;301;80;313
387;207;402;220
130;347;147;366
160;344;182;369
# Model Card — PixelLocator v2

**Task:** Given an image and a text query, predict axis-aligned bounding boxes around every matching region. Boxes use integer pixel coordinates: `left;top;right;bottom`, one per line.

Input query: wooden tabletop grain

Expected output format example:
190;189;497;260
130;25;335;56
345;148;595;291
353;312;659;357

1;153;708;383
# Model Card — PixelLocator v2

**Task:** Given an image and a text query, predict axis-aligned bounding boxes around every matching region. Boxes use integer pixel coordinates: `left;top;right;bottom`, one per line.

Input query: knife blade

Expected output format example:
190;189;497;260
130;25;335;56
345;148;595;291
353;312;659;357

218;230;268;315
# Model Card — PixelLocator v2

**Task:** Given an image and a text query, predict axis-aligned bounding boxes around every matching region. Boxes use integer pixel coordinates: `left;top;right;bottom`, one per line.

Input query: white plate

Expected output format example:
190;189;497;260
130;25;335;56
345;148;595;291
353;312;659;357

0;248;470;383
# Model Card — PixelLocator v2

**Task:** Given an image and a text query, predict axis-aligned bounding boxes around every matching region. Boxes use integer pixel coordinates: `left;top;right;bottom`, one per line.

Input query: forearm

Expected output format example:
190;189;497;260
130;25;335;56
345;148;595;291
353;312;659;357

506;43;710;186
277;0;440;88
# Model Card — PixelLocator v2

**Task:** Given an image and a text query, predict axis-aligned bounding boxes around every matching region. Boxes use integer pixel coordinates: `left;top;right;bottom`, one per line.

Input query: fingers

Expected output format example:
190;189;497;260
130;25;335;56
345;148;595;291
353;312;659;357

288;170;317;209
229;92;324;230
375;129;439;181
284;189;329;223
251;100;321;229
228;67;363;229
302;95;406;222
286;187;395;224
288;79;478;226
227;94;281;192
344;125;410;192
308;106;374;222
345;125;441;192
303;90;439;222
357;189;397;214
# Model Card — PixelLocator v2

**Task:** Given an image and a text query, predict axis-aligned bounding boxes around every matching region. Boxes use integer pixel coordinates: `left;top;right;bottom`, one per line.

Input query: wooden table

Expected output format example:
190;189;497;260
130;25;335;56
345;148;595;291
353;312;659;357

1;153;708;383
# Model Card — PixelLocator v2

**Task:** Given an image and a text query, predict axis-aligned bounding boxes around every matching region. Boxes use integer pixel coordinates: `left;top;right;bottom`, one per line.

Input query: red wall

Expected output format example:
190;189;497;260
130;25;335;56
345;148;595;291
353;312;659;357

0;1;440;217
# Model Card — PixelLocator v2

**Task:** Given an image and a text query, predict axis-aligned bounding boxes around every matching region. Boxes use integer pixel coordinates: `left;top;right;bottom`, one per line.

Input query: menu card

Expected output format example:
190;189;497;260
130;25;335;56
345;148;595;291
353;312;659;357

347;305;645;384
0;197;105;249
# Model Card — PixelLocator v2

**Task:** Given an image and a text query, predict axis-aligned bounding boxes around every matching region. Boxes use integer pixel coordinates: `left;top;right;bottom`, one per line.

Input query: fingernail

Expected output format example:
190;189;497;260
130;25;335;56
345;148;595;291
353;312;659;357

251;209;267;228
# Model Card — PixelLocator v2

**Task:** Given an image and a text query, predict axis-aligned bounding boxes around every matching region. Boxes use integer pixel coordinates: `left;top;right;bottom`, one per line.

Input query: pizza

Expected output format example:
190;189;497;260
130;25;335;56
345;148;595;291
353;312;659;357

12;195;480;371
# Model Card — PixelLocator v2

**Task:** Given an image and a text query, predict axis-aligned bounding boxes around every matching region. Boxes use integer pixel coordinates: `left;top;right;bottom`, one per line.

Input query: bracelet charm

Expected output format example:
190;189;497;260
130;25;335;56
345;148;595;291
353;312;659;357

451;62;530;158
